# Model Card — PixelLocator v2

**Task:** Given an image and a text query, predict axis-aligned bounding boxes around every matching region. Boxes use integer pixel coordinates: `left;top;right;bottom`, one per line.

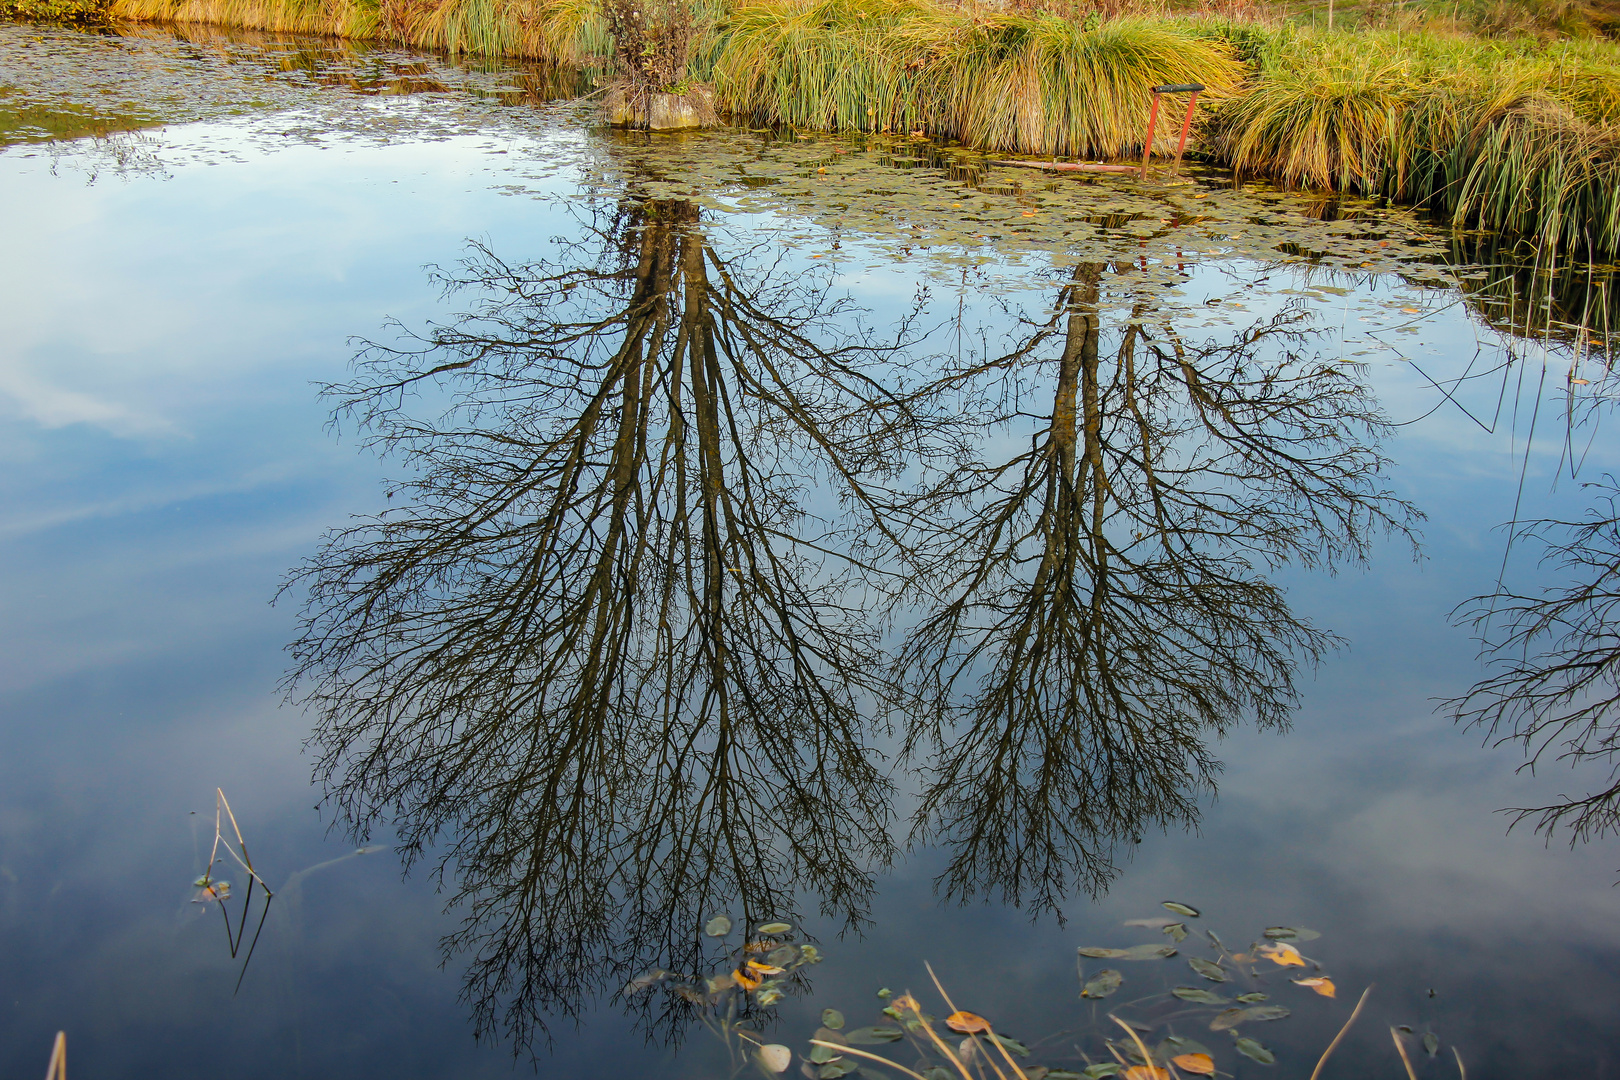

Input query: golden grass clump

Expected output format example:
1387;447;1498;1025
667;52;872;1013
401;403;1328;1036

706;0;1245;157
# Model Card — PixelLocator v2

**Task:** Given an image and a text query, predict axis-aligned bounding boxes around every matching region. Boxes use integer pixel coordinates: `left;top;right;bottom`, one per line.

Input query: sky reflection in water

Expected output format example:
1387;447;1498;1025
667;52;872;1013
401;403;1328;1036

2;22;1620;1080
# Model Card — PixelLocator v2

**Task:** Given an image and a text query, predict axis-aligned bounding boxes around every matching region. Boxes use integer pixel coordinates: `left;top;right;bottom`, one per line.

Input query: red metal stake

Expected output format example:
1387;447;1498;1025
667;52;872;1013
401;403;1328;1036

1139;93;1162;180
1172;90;1200;176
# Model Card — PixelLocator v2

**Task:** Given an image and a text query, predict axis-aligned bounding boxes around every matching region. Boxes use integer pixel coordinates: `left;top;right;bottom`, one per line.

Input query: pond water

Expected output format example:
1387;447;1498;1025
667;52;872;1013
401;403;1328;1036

4;20;1620;1080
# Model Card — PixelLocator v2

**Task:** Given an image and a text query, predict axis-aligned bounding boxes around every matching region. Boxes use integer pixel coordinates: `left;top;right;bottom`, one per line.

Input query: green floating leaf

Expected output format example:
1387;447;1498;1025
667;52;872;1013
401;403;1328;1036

1188;957;1229;983
1082;1065;1124;1078
1209;1009;1248;1032
1213;1005;1292;1030
1172;986;1229;1005
1261;927;1296;940
991;1034;1030;1057
1206;930;1226;952
1078;946;1130;959
767;945;799;967
844;1026;904;1045
1163;901;1201;917
1122;943;1177;961
1046;1072;1088;1080
1081;969;1124;999
757;921;794;935
1162;1036;1212;1057
818;1062;857;1079
1232;1036;1276;1064
809;1044;841;1064
1236;993;1269;1004
1163;923;1188;943
822;1009;846;1031
1423;1033;1440;1057
1243;1006;1291;1022
704;915;732;937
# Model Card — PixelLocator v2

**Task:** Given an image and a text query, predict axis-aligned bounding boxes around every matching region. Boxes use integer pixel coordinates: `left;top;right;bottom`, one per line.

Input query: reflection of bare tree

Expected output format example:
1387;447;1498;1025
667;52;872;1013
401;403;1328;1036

284;200;919;1051
1451;482;1620;845
885;267;1419;916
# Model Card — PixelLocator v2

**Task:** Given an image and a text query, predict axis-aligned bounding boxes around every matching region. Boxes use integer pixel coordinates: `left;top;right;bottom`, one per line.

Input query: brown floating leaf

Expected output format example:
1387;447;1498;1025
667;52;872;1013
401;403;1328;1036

946;1011;991;1034
1122;1068;1168;1080
1292;976;1336;998
1172;1054;1215;1076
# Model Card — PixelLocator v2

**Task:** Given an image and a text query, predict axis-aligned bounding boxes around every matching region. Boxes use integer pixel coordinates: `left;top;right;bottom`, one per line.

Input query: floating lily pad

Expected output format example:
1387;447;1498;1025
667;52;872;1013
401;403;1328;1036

1082;969;1124;999
1232;1036;1276;1064
821;1009;845;1031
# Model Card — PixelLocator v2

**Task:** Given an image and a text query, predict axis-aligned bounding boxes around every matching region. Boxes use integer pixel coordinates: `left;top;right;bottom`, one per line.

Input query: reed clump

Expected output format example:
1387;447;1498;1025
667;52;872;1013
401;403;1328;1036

704;0;1245;156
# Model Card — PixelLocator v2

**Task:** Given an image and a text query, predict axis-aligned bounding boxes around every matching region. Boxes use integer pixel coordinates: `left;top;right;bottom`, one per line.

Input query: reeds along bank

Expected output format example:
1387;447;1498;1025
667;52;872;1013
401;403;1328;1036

38;0;1620;255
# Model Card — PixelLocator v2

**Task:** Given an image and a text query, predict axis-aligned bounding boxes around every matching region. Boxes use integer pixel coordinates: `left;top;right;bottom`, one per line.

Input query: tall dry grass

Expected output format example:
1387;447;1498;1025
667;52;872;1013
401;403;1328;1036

1206;26;1620;252
705;0;1246;156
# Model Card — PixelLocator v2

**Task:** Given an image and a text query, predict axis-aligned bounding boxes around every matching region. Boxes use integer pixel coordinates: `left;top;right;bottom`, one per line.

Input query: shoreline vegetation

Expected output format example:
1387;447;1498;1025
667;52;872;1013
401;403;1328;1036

8;0;1620;254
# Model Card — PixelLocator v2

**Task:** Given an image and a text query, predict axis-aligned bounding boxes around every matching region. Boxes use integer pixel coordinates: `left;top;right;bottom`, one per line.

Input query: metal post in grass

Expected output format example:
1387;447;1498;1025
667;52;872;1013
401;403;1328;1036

1140;83;1205;180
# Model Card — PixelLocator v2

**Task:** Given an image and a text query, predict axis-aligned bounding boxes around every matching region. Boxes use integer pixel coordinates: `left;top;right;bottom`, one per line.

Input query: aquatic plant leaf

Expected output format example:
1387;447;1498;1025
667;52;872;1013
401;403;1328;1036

1239;1006;1291;1022
1121;944;1177;960
991;1033;1030;1056
844;1027;905;1044
1163;923;1188;943
768;946;799;967
1172;986;1229;1005
809;1043;840;1064
1079;946;1130;958
946;1011;991;1034
1081;969;1124;999
705;915;733;937
818;1062;857;1079
1163;902;1200;917
1257;942;1305;967
1423;1033;1440;1057
1046;1072;1087;1080
1291;977;1336;998
624;969;670;994
1261;927;1297;940
758;921;794;935
1082;1067;1124;1079
1209;1009;1248;1032
748;960;786;975
1236;993;1269;1003
1188;958;1229;982
758;987;786;1005
1172;1054;1215;1076
734;968;762;991
1162;1037;1213;1057
1232;1037;1275;1065
759;1044;794;1072
822;1009;845;1030
1124;917;1176;928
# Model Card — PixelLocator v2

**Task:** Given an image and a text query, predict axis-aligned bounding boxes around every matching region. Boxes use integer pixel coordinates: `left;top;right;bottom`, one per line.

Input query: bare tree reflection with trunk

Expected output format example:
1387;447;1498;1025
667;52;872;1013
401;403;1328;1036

879;262;1419;917
284;198;931;1051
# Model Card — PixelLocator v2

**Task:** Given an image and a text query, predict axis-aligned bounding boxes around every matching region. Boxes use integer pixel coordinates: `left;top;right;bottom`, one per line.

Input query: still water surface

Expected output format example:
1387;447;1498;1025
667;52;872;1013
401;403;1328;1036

3;21;1620;1080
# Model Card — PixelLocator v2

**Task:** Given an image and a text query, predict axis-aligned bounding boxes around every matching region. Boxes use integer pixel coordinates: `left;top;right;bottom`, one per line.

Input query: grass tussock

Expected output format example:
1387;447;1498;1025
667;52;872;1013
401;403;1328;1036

106;0;609;61
705;0;1245;157
1208;27;1620;253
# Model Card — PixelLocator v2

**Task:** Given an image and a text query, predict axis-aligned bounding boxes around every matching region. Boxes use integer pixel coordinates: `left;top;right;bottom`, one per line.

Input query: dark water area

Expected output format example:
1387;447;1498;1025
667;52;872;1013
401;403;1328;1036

4;20;1620;1080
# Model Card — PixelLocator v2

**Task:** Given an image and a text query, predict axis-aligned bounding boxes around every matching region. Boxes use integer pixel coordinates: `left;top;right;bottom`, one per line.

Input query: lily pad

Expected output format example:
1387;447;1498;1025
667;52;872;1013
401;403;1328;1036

1232;1036;1276;1065
821;1009;845;1031
1081;969;1124;999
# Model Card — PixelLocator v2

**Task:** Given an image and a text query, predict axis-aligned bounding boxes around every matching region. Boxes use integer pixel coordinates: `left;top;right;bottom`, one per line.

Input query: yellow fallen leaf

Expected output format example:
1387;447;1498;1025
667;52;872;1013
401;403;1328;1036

1292;976;1336;997
1173;1053;1216;1075
746;959;785;975
1124;1067;1169;1080
733;968;762;990
1259;942;1305;967
945;1010;991;1034
1021;210;1038;217
1400;307;1421;314
1572;378;1590;385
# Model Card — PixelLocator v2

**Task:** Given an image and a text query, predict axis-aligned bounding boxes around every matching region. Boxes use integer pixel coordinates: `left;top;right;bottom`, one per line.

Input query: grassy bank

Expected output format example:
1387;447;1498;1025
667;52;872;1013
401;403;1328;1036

11;0;1620;253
